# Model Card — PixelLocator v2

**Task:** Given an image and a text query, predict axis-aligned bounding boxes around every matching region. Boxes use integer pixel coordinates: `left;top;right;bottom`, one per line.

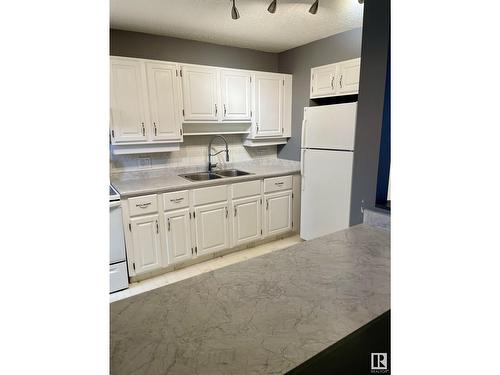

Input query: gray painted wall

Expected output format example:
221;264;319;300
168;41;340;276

110;29;278;72
276;28;363;161
350;0;390;225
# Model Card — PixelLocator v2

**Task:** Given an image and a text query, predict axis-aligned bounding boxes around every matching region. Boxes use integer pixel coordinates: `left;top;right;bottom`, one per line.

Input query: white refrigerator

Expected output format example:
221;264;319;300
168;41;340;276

300;102;357;240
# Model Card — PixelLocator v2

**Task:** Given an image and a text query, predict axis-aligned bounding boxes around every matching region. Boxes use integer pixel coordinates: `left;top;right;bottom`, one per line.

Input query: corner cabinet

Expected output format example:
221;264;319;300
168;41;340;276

121;174;299;280
110;57;183;153
310;58;361;99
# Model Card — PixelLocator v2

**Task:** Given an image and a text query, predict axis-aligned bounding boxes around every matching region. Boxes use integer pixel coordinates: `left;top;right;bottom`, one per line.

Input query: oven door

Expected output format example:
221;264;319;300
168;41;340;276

110;201;126;264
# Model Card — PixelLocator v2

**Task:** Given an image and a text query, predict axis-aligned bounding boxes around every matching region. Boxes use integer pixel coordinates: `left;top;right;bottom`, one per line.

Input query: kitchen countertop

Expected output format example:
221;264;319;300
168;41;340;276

111;159;301;198
110;224;390;375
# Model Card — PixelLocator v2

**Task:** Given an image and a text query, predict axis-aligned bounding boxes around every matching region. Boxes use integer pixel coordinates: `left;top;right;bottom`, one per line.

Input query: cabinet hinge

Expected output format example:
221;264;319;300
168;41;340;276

195;246;198;254
189;212;192;219
180;128;183;136
193;211;196;219
250;76;252;83
282;127;284;133
250;110;252;118
128;223;131;231
176;69;178;77
111;129;115;138
292;193;294;199
180;69;183;77
292;221;294;227
283;80;285;86
132;262;135;270
261;229;263;235
182;109;185;116
260;198;262;205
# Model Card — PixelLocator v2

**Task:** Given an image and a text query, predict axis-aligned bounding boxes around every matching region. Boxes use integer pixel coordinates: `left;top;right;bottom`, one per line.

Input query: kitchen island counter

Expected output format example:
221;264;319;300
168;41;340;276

111;223;390;374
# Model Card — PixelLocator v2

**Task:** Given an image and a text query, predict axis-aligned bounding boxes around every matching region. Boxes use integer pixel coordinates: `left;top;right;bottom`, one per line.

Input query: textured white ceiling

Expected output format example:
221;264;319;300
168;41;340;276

110;0;363;53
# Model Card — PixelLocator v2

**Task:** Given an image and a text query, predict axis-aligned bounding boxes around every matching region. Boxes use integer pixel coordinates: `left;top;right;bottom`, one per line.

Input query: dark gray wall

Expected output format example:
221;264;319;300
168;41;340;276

277;28;363;161
110;29;279;72
350;0;390;225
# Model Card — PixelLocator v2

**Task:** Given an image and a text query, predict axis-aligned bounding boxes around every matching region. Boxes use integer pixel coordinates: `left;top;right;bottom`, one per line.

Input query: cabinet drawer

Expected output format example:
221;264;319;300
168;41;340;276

128;194;158;216
264;175;293;193
193;185;228;206
232;180;261;199
163;190;189;210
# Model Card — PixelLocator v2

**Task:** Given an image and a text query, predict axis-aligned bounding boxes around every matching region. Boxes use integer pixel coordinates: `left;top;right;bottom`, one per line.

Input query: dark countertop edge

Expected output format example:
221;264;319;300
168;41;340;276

115;168;301;198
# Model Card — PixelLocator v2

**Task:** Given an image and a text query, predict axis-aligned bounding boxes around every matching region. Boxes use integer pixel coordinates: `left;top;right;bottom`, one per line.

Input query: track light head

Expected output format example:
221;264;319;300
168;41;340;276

309;0;319;15
231;0;240;19
267;0;277;14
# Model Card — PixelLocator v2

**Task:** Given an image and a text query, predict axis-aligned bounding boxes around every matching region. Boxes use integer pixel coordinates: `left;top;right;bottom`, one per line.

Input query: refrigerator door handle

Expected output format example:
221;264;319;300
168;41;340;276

301;118;307;147
301;149;306;191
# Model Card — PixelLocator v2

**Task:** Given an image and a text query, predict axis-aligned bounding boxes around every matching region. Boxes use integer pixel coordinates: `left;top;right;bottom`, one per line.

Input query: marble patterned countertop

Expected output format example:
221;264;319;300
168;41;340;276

110;224;390;375
111;159;301;198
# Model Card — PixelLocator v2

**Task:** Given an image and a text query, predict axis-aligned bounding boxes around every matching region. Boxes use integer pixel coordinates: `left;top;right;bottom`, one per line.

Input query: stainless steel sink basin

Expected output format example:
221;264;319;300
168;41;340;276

179;169;252;182
213;169;252;177
179;172;222;182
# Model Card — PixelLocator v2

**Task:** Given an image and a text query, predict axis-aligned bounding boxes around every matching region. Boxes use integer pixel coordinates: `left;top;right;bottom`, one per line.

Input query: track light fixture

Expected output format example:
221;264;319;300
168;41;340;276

267;0;277;14
309;0;319;15
231;0;240;20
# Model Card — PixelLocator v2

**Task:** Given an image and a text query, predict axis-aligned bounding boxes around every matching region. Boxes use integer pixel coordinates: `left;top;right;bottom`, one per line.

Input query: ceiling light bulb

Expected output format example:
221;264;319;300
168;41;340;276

267;0;277;14
231;0;240;19
309;0;319;14
358;0;364;3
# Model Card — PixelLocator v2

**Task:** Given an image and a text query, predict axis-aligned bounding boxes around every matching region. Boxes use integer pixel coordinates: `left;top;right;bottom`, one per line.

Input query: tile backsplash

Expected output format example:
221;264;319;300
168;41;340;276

110;135;277;172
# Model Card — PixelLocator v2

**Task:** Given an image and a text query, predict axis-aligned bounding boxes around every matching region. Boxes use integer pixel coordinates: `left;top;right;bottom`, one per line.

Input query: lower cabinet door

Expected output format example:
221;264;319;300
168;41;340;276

164;208;192;264
195;202;229;256
264;191;292;237
130;214;162;275
232;195;261;247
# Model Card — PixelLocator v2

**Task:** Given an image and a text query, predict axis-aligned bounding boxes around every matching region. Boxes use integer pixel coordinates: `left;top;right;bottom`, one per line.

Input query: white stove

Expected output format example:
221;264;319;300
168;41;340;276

110;185;128;293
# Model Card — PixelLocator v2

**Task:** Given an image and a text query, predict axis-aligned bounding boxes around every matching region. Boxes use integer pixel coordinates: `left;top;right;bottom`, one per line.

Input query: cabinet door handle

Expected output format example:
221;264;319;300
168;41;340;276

156;220;159;234
331;75;334;89
153;122;157;136
111;129;115;138
141;122;145;136
266;200;269;210
275;182;284;186
223;104;227;117
340;75;343;88
215;104;218;115
170;198;184;203
256;124;260;133
136;202;151;208
225;206;228;218
167;218;170;231
234;206;237;217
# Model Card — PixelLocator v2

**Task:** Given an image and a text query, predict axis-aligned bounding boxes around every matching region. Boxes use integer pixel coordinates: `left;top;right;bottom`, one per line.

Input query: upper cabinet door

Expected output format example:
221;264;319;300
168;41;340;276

310;64;338;99
145;62;182;141
110;58;149;143
254;73;284;137
338;58;361;95
220;70;251;121
181;65;219;122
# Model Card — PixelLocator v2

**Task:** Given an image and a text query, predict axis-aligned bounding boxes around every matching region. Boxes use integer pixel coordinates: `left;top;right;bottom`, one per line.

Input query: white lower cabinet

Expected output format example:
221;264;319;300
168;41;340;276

129;214;162;275
164;208;192;264
264;191;293;237
194;201;230;256
124;175;297;279
232;195;262;247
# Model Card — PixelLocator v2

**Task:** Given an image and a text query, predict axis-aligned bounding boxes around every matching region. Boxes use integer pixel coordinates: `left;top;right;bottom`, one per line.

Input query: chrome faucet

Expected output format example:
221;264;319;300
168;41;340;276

208;135;230;172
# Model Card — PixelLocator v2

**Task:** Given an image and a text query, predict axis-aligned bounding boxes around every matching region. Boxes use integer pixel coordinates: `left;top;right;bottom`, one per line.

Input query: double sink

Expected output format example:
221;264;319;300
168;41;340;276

179;169;252;182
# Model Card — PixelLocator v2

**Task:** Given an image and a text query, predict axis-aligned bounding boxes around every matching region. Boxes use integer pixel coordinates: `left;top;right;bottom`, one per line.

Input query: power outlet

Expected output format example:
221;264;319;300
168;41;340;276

138;157;152;169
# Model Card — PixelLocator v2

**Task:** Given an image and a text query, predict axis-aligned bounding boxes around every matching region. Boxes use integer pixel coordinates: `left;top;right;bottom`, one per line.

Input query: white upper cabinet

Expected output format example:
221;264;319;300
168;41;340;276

181;65;219;122
145;62;183;141
310;64;338;99
110;58;149;143
220;70;252;122
310;58;361;99
253;72;284;137
338;59;361;95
